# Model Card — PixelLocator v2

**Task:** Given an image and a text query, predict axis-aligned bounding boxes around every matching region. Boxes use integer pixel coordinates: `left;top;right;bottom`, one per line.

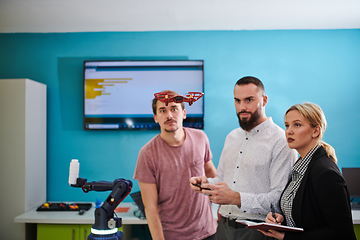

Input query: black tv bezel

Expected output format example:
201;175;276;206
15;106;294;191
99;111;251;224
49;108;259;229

83;59;205;131
342;167;360;199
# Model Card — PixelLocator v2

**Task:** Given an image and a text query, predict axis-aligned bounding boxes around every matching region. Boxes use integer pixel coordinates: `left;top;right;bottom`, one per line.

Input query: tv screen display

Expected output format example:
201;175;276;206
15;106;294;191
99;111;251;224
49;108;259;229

342;168;360;198
83;60;204;130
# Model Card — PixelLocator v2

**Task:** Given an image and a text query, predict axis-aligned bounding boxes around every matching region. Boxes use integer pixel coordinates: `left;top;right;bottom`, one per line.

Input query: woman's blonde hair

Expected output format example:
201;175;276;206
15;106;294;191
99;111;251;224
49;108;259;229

285;102;337;163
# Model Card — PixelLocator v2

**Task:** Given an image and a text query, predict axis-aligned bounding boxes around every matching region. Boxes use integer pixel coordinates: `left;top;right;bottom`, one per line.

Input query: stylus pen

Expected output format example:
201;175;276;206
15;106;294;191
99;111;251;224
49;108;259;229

271;204;278;224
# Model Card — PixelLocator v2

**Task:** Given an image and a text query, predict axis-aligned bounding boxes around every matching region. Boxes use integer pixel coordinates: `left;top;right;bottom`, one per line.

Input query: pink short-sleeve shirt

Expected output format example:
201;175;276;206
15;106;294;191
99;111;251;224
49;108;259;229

133;128;217;240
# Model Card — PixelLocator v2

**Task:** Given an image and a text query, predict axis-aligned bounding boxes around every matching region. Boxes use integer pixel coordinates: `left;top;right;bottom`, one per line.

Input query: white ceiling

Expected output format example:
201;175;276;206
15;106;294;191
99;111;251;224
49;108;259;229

0;0;360;33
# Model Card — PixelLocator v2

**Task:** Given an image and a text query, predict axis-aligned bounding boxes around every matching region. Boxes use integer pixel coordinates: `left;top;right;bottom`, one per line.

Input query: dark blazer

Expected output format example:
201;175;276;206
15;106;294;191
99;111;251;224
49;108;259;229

283;146;356;240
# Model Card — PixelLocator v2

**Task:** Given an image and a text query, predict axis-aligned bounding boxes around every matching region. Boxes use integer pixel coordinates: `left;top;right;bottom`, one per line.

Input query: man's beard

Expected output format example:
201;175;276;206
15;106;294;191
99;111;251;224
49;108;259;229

164;119;179;132
237;106;261;131
165;126;178;133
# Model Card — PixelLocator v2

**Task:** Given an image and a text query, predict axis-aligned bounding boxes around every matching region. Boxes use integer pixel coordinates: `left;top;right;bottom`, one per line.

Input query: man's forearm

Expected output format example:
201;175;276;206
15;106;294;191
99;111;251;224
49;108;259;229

145;208;165;240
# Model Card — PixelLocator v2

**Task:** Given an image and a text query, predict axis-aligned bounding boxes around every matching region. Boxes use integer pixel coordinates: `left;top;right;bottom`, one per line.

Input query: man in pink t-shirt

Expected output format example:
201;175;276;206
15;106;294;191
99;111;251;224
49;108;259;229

133;90;217;240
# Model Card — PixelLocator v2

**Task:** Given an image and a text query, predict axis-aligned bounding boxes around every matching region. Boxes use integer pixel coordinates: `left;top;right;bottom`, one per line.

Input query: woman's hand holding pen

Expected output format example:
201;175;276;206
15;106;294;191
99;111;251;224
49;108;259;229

266;211;283;225
270;204;282;225
258;211;285;240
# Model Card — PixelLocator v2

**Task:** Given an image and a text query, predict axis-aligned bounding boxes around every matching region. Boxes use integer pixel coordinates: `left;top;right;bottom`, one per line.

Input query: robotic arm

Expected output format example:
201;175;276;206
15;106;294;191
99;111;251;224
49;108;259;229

71;177;132;240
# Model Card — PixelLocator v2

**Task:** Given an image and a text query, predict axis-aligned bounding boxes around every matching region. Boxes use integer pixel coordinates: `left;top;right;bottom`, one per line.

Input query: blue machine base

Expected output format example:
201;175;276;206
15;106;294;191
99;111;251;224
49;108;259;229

87;231;123;240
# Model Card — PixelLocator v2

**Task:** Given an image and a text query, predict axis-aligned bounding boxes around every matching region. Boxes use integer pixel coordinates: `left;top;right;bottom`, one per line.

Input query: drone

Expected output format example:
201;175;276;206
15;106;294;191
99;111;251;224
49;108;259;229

154;91;204;106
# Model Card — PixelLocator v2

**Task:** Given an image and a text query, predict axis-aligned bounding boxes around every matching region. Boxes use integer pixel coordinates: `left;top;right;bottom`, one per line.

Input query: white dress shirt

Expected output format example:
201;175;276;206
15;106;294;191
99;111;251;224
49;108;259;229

209;117;297;221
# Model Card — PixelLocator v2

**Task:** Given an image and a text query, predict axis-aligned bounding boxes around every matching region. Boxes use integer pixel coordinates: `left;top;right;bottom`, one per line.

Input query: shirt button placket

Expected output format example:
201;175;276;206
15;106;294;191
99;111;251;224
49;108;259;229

234;149;242;189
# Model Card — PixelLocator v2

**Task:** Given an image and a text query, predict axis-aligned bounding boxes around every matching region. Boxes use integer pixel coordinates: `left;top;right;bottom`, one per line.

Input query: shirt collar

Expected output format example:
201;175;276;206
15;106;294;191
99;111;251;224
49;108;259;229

247;117;273;135
293;144;321;176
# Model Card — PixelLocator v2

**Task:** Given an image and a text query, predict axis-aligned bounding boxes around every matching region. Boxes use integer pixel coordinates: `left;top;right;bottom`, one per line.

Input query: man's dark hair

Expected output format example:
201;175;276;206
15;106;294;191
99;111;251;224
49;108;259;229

235;76;265;95
152;90;185;114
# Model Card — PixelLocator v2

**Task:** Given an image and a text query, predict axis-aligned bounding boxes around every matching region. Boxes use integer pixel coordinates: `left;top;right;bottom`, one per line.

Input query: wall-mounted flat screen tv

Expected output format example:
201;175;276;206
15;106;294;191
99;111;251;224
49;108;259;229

83;60;204;130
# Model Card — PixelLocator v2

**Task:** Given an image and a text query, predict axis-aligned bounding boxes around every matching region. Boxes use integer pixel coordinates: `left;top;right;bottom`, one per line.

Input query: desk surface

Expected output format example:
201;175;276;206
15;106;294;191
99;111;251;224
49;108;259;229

352;210;360;224
14;202;147;225
14;202;360;225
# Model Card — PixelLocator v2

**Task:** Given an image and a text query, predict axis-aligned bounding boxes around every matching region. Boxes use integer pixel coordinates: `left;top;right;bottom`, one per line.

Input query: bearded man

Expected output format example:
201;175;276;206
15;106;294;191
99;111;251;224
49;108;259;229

190;76;297;240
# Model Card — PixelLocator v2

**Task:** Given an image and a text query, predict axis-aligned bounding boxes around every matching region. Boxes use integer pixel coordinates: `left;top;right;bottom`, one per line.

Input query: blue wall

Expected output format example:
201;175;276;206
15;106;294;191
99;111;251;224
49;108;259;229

1;30;359;202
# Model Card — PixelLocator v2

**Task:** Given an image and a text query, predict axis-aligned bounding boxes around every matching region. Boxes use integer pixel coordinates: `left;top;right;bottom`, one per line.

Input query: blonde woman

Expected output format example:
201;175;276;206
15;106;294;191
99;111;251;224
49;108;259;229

260;102;356;240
